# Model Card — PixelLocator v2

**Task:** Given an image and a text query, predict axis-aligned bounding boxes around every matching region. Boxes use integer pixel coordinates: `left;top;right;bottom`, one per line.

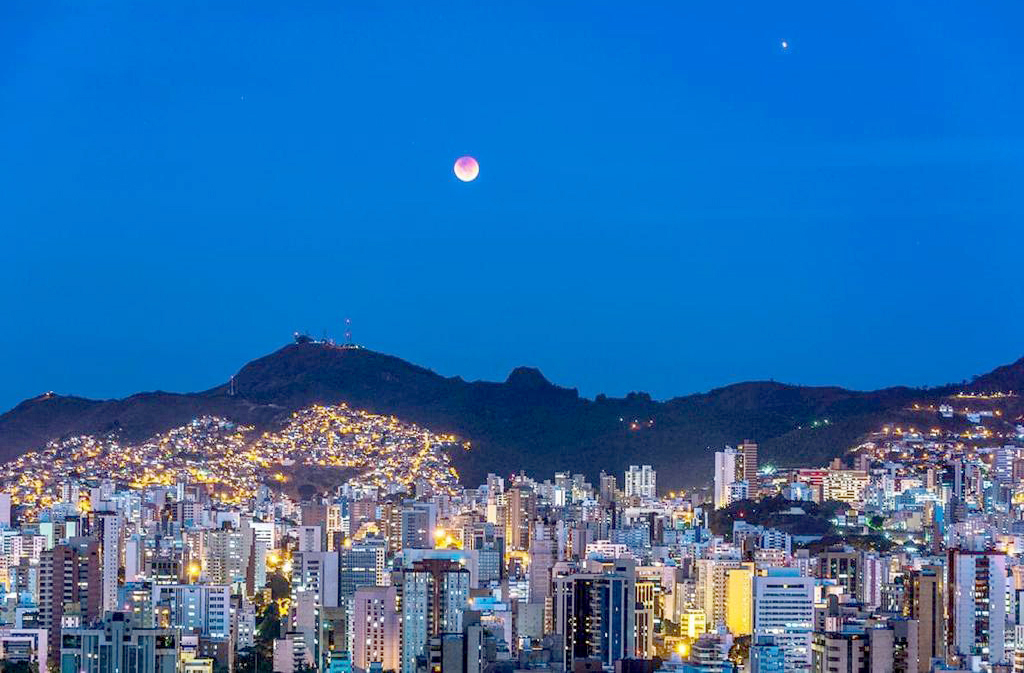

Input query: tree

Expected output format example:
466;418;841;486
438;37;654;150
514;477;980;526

0;662;39;673
235;601;281;673
268;572;290;600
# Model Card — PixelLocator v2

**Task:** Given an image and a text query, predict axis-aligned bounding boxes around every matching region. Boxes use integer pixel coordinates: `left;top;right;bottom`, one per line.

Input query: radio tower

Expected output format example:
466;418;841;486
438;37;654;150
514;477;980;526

344;317;353;347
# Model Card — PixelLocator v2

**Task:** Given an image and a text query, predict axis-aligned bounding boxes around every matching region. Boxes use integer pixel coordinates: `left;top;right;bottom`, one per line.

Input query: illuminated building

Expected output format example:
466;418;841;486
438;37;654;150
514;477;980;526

553;558;636;669
204;526;244;587
946;548;1006;667
724;565;753;636
696;559;753;631
738;440;759;498
395;559;470;673
151;584;230;639
753;569;813;671
353;586;399;673
59;612;179;673
39;538;100;658
822;470;870;508
713;449;738;510
505;487;536;551
907;565;944;672
624;465;657;500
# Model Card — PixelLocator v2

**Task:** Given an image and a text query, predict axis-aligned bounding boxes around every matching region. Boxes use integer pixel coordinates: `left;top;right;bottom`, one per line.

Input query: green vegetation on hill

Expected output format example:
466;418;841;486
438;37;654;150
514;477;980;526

708;495;846;537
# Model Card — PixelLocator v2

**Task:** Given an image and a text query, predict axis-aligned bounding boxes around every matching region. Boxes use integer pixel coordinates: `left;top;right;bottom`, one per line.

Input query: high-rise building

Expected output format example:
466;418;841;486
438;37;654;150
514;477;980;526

352;586;400;673
817;617;919;673
690;633;731;673
738;440;759;498
553;558;636;669
635;579;656;658
152;584;231;639
0;493;11;528
340;538;388;604
297;525;323;553
395;559;470;673
291;589;321;667
859;553;885;609
39;538;101;657
337;538;390;664
713;449;738;510
817;550;860;599
696;558;754;631
326;504;345;550
118;582;157;629
505;487;536;551
465;522;504;586
204;526;244;587
59;612;180;673
624;465;656;499
293;551;340;609
753;569;814;672
400;502;436;551
724;565;753;636
947;549;1007;667
907;565;945;672
274;633;314;673
94;511;123;613
529;525;558;604
599;472;618;503
873;617;919;673
727;480;749;505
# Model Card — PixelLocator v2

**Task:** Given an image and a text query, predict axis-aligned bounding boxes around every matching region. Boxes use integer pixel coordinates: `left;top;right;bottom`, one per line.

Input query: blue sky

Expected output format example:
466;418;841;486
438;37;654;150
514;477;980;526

2;2;1023;409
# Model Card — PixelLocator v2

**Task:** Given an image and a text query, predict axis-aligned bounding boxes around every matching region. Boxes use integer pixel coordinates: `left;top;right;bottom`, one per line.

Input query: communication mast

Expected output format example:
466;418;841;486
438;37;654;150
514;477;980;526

344;317;353;347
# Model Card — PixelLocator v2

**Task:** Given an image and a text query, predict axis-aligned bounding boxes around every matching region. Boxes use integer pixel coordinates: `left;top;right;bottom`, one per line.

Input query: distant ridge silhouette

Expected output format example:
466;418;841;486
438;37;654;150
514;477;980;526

1;341;1021;489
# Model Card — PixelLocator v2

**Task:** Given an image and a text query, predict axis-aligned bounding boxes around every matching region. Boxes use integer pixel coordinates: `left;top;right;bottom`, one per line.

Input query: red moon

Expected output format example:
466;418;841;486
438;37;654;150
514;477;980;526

454;156;479;182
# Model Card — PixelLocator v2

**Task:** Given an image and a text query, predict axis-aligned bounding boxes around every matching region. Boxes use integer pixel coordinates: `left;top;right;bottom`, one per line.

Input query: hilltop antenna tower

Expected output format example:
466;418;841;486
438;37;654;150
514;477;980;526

344;317;353;347
228;376;236;396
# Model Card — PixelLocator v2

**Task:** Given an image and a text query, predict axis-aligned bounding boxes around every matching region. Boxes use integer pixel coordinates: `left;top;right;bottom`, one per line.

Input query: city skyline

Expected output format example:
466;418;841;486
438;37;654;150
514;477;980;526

3;5;1024;672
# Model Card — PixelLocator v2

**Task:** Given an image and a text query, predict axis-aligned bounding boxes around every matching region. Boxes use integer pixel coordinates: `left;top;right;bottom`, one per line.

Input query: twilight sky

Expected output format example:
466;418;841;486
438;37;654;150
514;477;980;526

2;2;1023;411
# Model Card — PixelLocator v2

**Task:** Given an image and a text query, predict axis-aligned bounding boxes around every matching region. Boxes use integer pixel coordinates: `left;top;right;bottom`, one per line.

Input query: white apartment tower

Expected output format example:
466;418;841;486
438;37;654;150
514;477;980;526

714;448;739;510
624;465;657;499
753;568;814;672
947;549;1007;667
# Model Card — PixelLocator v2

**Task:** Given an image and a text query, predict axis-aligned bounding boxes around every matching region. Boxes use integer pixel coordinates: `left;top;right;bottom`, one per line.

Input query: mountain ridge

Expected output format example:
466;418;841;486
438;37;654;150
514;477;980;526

1;341;1020;489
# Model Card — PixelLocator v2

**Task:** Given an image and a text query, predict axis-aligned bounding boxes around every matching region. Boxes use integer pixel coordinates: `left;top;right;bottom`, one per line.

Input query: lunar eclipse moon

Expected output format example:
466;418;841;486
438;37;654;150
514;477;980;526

454;156;479;182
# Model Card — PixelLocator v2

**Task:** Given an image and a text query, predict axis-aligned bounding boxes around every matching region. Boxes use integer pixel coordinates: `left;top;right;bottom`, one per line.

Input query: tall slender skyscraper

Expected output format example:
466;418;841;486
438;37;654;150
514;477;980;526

94;511;123;613
353;586;399;673
505;487;536;551
205;525;244;586
739;439;759;498
39;538;101;657
908;565;945;673
947;549;1006;667
714;448;738;509
754;568;814;672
